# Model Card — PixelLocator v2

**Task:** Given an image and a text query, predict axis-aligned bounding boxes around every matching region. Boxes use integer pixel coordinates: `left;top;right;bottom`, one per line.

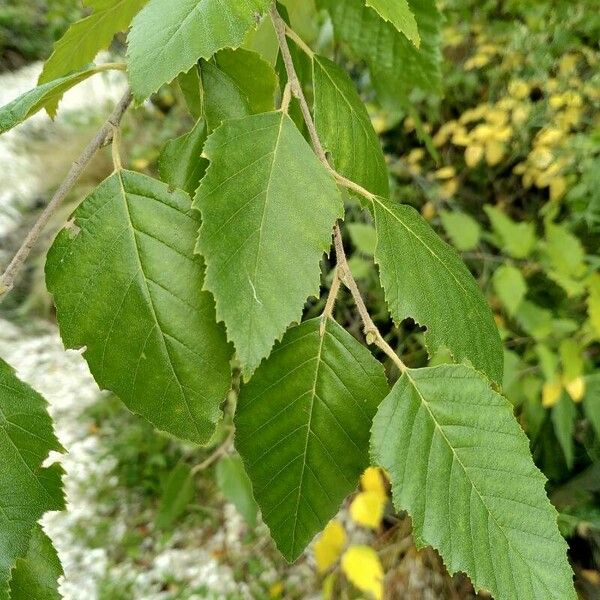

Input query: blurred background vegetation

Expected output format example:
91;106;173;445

0;0;599;598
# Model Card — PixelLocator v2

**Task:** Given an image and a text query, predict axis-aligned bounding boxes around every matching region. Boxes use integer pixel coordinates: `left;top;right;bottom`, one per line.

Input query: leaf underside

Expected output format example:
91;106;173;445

46;170;232;445
158;118;208;196
38;0;147;116
373;195;503;384
235;318;389;561
0;67;104;134
194;111;343;378
201;47;279;130
365;0;420;46
126;0;271;101
9;525;62;600
0;360;64;600
318;0;441;107
371;364;575;600
313;55;389;198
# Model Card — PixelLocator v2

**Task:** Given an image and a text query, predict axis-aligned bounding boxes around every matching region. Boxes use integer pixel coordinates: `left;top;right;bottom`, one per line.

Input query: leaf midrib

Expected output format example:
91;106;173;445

405;371;554;596
116;171;202;438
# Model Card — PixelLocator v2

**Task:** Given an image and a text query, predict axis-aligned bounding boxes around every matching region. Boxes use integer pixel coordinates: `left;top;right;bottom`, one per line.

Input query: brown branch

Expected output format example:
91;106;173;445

0;89;133;299
270;6;406;373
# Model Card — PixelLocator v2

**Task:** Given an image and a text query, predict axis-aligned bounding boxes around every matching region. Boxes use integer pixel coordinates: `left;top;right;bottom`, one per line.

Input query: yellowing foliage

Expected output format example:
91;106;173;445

314;520;347;573
341;546;384;600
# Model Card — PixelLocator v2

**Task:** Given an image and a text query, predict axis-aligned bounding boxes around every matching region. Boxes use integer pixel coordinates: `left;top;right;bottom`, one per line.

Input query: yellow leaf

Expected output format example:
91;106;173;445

508;79;530;99
341;546;384;600
350;491;386;529
360;467;385;495
465;144;484;167
542;379;563;408
314;520;347;573
434;166;456;180
549;176;567;201
486;108;509;127
406;148;425;164
565;376;585;403
421;201;436;221
322;573;336;600
485;140;505;166
536;128;565;146
559;53;579;76
512;105;530;125
441;178;459;198
269;582;284;598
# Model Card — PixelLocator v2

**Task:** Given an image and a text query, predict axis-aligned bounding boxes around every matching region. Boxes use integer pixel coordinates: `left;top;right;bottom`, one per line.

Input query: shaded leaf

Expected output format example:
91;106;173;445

484;205;536;259
0;66;110;134
235;318;389;561
318;0;441;109
365;0;419;46
9;526;62;600
0;360;64;600
46;171;232;445
158;118;208;196
127;0;271;101
216;455;258;527
439;210;481;252
313;55;389;198
201;48;278;130
373;196;503;384
552;393;577;469
155;463;195;529
347;223;377;257
493;264;527;316
194;112;343;378
371;364;575;600
38;0;146;116
177;66;203;120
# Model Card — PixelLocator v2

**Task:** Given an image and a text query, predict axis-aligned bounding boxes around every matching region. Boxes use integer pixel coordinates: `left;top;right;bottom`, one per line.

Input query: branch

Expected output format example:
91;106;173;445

0;88;133;299
270;6;407;373
191;426;235;475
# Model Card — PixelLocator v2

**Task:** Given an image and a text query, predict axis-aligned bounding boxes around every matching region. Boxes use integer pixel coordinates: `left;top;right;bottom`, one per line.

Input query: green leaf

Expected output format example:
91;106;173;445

127;0;271;102
439;210;481;252
0;66;110;134
543;222;587;295
0;359;64;600
46;170;232;445
235;318;389;561
155;463;195;529
484;205;536;259
313;55;389;198
583;374;600;438
216;455;258;527
347;223;377;257
38;0;146;116
194;112;343;378
364;0;419;46
492;264;527;317
177;67;203;120
318;0;441;108
552;393;577;469
201;48;278;130
516;301;554;340
371;364;575;600
158;118;208;196
588;273;600;339
373;196;503;384
9;526;62;600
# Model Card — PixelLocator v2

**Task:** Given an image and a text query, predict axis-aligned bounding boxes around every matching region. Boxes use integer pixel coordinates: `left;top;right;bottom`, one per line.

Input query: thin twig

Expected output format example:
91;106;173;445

191;427;235;475
320;267;341;335
0;89;133;298
284;24;315;57
270;6;407;373
280;81;292;113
